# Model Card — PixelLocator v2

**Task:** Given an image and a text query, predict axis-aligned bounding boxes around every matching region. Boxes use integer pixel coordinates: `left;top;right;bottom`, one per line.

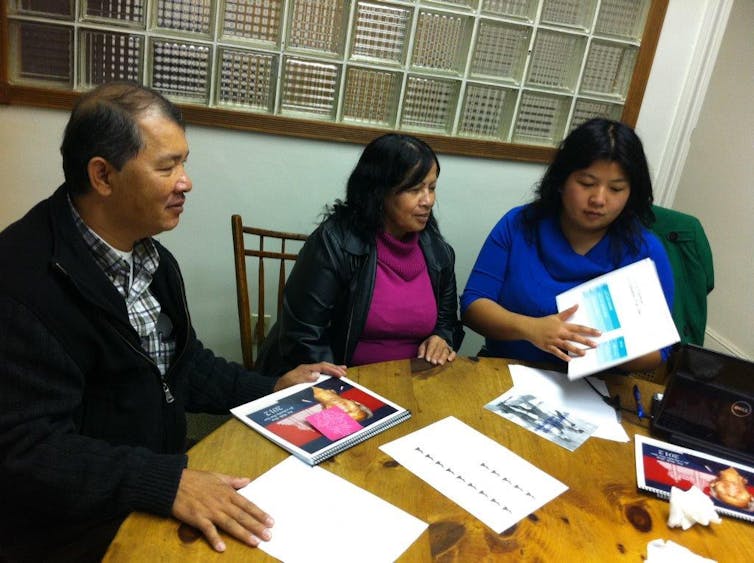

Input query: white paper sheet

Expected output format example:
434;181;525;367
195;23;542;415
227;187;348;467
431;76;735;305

555;258;679;379
507;364;629;442
238;456;427;562
380;417;568;534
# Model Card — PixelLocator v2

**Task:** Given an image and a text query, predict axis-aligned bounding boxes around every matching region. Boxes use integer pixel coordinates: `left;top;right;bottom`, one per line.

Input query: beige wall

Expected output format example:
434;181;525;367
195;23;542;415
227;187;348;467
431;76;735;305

672;0;754;357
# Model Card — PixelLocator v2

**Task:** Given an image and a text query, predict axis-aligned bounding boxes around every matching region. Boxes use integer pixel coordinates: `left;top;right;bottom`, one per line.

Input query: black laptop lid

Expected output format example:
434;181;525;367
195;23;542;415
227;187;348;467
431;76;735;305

652;344;754;466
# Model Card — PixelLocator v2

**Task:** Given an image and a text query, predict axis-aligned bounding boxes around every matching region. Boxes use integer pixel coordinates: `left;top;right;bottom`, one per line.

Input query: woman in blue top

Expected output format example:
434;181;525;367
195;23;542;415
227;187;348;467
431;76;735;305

461;118;674;371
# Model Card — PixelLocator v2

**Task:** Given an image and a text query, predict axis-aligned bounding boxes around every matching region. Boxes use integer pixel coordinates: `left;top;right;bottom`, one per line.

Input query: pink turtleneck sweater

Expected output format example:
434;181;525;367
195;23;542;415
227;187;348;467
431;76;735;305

351;230;437;366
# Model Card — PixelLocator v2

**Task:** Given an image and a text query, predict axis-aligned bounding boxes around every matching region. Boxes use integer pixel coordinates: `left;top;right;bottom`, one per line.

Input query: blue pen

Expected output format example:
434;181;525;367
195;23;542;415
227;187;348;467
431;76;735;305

633;384;645;419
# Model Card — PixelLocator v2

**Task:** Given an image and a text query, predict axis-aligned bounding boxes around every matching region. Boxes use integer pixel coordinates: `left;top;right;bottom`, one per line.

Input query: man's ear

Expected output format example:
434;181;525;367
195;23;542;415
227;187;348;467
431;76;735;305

87;157;115;197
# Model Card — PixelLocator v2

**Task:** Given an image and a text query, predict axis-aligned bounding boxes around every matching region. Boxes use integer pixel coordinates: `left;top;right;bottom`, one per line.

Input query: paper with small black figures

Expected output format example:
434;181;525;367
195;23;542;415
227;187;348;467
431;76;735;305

380;416;568;533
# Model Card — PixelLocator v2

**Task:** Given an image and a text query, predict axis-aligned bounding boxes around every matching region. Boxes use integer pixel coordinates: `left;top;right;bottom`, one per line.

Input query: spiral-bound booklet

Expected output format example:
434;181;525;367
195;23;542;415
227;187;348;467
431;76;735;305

231;375;410;465
635;435;754;523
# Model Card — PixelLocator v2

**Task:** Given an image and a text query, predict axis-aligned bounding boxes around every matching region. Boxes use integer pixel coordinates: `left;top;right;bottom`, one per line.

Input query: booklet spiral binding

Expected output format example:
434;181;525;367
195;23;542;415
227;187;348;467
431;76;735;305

231;375;411;466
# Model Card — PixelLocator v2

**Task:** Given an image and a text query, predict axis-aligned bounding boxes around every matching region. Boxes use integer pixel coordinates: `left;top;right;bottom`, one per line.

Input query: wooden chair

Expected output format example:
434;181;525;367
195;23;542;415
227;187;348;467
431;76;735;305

231;214;308;370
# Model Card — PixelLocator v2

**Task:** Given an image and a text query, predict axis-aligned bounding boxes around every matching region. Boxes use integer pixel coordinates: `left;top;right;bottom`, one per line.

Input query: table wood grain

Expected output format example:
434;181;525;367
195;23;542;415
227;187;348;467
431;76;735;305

103;357;748;562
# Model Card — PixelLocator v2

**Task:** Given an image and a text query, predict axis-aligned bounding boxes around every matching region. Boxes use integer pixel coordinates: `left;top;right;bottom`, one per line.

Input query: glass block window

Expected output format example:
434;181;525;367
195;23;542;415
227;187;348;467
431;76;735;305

154;0;213;35
401;75;459;133
470;20;530;84
526;30;586;93
3;0;667;159
84;0;145;26
458;83;515;139
513;91;570;145
411;11;471;75
12;0;74;18
222;0;283;44
482;0;538;21
342;66;400;126
281;57;340;118
430;0;477;8
541;0;597;30
580;40;638;99
570;98;622;132
216;47;277;111
596;0;651;40
80;29;143;87
9;21;73;86
150;38;211;102
286;0;347;55
350;2;411;65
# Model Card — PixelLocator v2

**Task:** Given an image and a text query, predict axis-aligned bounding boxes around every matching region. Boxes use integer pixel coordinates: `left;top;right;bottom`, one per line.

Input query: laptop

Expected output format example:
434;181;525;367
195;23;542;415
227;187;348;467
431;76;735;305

651;344;754;467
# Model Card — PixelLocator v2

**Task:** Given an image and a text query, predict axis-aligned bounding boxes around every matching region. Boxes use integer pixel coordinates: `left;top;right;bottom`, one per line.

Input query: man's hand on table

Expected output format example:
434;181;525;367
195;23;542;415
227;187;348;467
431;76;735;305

273;361;347;392
172;468;273;552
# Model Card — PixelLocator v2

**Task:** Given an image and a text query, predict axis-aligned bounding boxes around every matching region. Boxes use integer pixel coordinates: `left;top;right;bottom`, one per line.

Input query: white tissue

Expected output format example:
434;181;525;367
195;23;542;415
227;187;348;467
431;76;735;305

646;539;716;563
667;486;722;530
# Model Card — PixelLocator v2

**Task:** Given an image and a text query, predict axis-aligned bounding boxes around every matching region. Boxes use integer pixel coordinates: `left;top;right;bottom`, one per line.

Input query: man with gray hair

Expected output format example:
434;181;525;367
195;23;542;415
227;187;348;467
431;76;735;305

0;81;345;561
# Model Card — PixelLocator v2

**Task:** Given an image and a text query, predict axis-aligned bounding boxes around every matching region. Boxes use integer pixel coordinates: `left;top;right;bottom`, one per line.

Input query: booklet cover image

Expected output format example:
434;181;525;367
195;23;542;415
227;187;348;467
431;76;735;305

637;437;754;520
245;377;398;454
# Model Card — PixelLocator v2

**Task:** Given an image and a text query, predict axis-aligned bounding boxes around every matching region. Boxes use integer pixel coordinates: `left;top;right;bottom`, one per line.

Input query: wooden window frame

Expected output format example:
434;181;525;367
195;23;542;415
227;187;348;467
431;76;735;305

0;1;668;163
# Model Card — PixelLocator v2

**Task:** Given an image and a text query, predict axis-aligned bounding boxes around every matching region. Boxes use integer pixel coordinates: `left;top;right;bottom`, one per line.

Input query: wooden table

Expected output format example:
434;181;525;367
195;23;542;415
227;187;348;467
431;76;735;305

104;357;749;562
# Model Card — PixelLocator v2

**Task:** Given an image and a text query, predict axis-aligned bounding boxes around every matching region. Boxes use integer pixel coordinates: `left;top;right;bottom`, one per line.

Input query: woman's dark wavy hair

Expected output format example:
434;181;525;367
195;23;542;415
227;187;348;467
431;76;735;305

61;80;184;196
521;118;655;260
327;133;441;241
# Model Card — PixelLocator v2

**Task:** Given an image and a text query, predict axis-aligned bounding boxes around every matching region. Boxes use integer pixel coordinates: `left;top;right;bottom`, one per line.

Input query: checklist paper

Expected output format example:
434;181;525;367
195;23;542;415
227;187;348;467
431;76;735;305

380;416;568;533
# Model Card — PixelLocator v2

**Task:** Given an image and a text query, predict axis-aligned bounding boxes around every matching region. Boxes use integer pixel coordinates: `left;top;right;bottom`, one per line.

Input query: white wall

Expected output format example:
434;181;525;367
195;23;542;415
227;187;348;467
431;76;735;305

671;0;754;358
2;0;745;361
0;106;541;358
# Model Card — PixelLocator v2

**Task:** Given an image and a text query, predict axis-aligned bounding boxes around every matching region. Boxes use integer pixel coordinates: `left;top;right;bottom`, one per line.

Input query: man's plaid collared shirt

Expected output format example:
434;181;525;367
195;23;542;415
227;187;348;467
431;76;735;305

69;198;176;377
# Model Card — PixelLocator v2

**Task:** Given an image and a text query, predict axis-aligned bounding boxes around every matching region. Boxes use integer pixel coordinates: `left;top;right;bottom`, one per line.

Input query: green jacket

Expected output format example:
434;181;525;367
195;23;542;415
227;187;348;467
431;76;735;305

651;206;714;346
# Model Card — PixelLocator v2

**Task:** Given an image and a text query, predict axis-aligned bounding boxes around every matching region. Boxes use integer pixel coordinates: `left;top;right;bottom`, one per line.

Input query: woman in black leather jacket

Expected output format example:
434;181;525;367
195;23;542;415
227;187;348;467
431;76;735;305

258;134;464;376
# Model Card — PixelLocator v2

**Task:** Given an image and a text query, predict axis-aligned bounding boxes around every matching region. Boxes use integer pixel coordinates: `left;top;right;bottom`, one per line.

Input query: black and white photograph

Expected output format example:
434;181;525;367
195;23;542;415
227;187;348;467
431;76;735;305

486;392;598;451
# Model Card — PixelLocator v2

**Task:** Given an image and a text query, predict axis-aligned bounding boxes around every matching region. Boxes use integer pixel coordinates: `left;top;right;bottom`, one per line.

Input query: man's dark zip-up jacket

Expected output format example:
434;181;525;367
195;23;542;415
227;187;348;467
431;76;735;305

257;216;464;377
0;185;275;555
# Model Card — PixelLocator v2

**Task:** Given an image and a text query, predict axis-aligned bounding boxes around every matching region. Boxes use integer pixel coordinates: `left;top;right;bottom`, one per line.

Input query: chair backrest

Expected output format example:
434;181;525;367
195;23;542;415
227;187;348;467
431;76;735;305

231;214;308;370
650;205;714;346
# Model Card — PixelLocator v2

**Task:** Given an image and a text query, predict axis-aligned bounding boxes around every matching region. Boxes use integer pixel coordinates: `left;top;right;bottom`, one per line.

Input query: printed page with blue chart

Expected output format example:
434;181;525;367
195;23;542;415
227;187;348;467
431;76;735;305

556;258;679;379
